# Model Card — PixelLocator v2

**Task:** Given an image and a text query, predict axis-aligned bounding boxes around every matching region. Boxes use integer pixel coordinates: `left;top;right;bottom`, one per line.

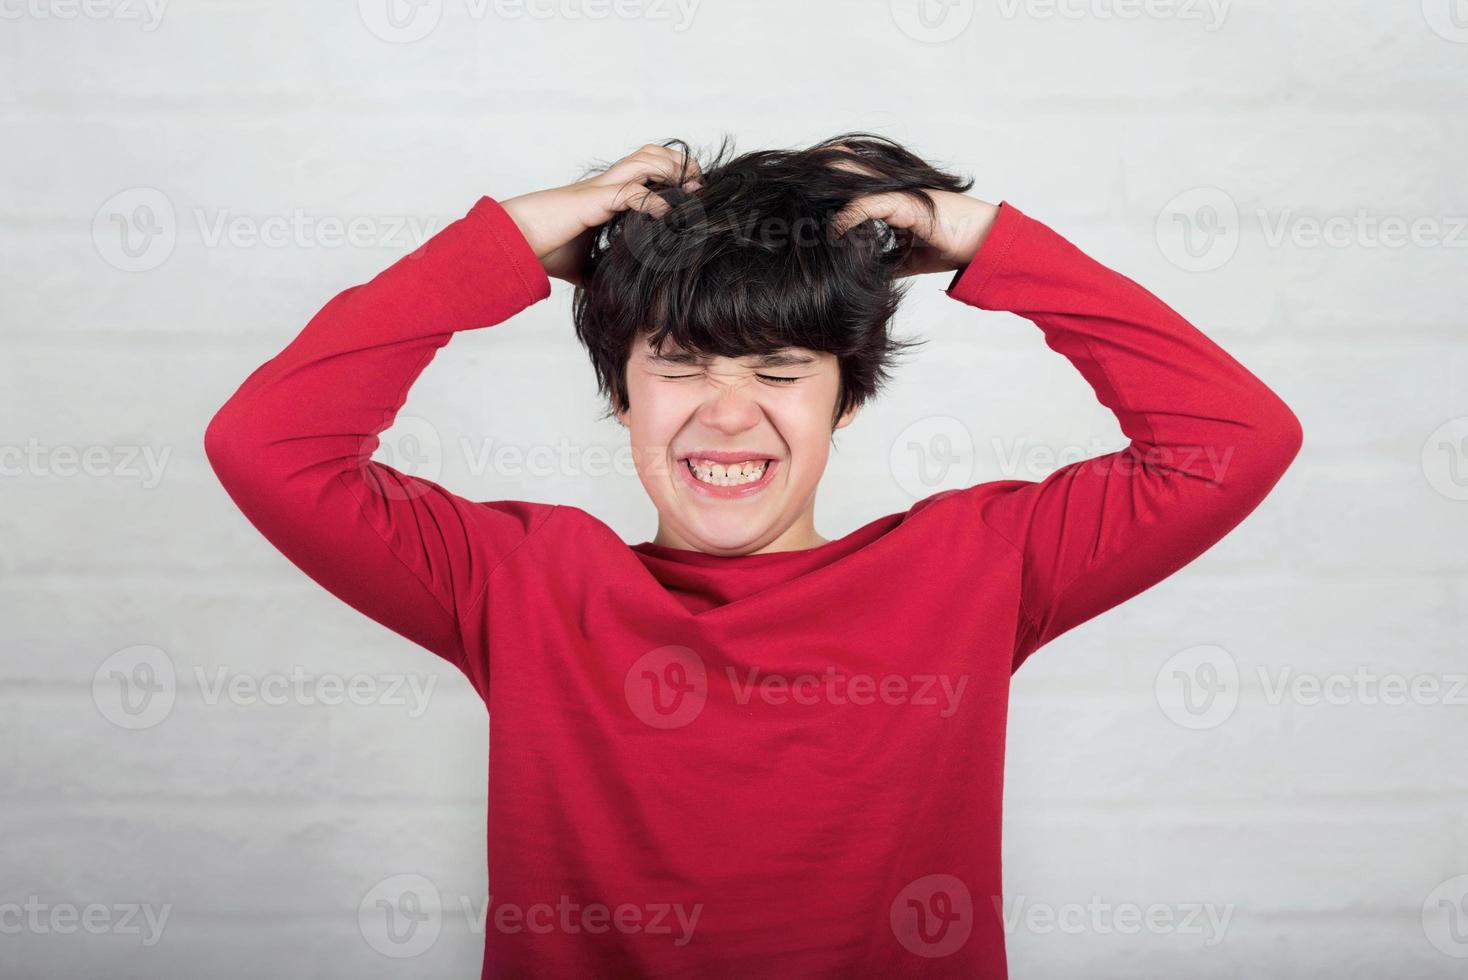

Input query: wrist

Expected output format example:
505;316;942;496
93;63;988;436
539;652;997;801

949;199;1002;270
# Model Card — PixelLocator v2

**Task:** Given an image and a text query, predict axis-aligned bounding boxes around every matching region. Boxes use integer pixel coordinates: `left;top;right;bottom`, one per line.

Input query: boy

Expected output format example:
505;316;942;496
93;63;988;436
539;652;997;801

204;133;1302;978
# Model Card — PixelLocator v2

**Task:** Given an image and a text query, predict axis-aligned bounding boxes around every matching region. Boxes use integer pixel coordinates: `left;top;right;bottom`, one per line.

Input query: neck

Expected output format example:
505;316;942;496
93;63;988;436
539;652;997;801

653;514;828;556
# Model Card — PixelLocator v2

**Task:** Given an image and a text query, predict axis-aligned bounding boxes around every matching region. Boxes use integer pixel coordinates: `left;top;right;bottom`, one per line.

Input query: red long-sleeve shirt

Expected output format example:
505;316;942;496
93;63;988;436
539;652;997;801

204;194;1302;978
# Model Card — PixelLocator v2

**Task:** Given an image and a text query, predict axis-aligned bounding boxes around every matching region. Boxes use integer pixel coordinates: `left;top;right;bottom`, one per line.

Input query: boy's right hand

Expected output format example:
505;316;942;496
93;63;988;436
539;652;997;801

501;143;703;286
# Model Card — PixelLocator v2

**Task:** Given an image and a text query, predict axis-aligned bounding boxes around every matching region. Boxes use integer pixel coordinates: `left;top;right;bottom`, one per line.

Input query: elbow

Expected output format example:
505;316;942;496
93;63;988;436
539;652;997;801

1227;398;1302;495
1266;400;1304;473
203;401;248;487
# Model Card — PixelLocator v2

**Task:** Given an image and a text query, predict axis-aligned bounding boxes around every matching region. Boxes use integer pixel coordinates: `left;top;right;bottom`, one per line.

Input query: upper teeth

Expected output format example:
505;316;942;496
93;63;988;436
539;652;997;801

687;458;769;486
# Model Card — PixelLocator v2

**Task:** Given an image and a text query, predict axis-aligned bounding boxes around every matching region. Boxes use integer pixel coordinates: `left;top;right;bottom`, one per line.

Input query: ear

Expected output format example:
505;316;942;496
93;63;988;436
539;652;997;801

833;401;860;431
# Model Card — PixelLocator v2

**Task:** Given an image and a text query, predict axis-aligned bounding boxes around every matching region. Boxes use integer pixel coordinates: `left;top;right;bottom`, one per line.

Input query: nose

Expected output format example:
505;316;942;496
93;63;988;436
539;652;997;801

693;379;763;435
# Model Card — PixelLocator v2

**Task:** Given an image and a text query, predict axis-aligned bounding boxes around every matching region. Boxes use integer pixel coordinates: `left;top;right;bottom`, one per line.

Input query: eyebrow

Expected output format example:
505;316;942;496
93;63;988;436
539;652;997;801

645;350;818;368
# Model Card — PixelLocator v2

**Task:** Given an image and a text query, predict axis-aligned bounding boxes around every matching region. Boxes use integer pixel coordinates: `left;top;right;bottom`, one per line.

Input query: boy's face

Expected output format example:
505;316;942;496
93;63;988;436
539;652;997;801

617;330;858;555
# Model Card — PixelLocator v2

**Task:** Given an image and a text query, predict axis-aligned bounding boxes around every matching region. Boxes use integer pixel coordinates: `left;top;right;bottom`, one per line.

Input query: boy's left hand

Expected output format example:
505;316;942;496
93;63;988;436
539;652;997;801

831;184;1001;279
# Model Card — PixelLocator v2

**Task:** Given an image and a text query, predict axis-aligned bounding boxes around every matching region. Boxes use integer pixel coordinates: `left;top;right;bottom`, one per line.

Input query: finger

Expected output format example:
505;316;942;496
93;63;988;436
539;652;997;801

831;192;918;238
826;151;882;181
604;145;703;194
610;179;675;219
604;149;702;219
650;143;703;185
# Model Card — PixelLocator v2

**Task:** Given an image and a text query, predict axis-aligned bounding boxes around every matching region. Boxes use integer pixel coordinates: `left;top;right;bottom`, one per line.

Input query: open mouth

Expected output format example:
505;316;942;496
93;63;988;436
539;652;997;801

685;458;769;486
676;454;780;497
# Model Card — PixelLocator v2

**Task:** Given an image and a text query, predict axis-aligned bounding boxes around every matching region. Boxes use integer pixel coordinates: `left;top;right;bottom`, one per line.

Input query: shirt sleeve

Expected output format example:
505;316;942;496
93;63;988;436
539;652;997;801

944;201;1303;673
203;195;556;687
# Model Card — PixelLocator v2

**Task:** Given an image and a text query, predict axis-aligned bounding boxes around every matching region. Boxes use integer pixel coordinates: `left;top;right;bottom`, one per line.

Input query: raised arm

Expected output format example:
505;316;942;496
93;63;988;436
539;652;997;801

203;196;554;686
205;145;707;689
944;202;1303;672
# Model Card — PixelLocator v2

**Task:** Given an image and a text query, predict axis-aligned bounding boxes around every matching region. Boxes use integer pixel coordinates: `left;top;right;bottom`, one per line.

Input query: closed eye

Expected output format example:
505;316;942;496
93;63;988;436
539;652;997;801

657;373;805;385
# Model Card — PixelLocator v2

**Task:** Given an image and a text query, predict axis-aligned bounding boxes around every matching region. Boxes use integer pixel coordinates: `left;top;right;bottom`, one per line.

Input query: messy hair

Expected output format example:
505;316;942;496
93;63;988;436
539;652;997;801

569;132;975;428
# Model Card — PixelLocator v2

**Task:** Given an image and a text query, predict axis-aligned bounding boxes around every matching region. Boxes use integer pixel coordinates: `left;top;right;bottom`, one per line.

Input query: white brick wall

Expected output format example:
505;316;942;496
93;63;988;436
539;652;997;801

3;1;1464;976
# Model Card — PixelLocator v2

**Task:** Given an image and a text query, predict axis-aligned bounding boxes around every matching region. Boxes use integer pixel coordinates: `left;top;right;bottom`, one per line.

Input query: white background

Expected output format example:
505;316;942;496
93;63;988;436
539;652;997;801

3;0;1466;977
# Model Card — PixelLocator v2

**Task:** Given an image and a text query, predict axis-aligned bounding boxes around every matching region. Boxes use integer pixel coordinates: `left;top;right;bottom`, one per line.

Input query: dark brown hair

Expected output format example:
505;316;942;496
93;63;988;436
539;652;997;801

570;132;974;427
